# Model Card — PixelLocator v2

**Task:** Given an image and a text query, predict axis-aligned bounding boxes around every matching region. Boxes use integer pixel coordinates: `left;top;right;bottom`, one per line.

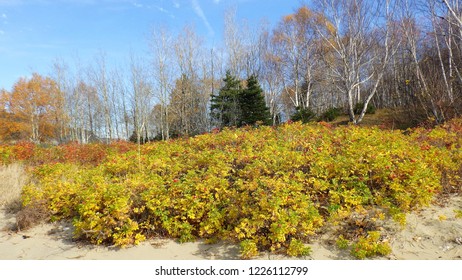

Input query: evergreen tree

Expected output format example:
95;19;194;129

238;75;271;126
210;71;241;128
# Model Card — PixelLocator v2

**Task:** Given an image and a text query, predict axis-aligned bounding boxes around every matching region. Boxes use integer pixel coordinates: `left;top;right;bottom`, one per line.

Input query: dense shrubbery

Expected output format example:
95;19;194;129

8;118;462;258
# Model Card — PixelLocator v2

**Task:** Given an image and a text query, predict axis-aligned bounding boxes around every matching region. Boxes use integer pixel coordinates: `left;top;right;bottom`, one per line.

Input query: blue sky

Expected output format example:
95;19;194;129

0;0;300;91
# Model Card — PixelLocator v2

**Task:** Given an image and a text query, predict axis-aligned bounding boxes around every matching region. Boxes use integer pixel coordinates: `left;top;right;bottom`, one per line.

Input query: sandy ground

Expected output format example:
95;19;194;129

1;195;461;260
388;195;462;260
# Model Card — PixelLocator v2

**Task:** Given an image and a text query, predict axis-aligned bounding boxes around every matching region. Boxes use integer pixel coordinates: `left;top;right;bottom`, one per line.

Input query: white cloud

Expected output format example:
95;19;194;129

172;0;179;8
213;0;220;3
191;0;214;36
1;13;7;18
132;2;142;8
0;30;4;35
151;4;175;18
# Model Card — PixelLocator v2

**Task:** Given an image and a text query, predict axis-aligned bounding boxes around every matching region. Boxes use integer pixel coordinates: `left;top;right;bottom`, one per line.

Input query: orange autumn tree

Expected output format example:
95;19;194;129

0;88;28;141
0;73;67;142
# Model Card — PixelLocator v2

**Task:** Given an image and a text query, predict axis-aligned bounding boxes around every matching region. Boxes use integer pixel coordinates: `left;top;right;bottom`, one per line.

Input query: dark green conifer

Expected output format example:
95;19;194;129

210;71;241;128
238;75;271;126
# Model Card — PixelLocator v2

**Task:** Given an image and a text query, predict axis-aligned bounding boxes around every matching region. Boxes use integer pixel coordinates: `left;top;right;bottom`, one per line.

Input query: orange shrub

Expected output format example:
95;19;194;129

12;141;35;161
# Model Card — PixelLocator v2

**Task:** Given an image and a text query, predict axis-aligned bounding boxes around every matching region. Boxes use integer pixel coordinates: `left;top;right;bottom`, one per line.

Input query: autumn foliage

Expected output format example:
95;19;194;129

8;118;461;259
0;73;66;143
0;141;136;166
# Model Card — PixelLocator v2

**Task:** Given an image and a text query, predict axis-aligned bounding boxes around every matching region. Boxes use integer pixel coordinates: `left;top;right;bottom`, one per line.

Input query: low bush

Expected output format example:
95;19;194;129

354;102;376;115
319;107;343;122
290;107;316;123
16;200;49;231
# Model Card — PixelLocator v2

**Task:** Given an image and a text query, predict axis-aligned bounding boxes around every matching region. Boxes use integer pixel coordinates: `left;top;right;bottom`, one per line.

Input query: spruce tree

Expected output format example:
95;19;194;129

210;71;241;128
238;75;271;126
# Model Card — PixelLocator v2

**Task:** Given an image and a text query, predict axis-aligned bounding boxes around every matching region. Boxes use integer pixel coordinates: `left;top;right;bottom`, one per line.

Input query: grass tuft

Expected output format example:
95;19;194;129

0;163;28;213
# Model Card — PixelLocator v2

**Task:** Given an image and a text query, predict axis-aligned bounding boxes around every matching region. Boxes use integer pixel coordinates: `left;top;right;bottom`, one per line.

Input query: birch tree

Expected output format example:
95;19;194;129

315;0;399;124
224;8;247;78
90;51;113;141
150;27;174;140
428;0;462;117
129;54;153;143
272;6;321;112
171;26;209;136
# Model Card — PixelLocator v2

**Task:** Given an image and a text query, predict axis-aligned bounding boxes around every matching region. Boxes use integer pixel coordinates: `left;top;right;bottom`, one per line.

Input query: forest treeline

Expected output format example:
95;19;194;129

1;0;461;143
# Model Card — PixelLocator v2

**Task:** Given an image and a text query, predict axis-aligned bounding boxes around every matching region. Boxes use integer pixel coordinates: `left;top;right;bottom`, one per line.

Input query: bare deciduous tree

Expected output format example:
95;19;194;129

150;26;174;140
315;0;399;124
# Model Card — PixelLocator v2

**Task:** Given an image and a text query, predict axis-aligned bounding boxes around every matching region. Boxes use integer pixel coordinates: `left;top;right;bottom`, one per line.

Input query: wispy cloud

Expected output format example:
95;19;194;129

132;2;142;8
191;0;214;36
1;13;6;26
155;5;167;13
172;0;180;8
213;0;220;3
0;30;4;35
153;5;175;18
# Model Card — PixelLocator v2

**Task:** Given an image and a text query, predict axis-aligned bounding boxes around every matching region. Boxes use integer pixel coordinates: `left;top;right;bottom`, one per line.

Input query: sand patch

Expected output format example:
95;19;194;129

1;195;461;260
388;195;462;260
